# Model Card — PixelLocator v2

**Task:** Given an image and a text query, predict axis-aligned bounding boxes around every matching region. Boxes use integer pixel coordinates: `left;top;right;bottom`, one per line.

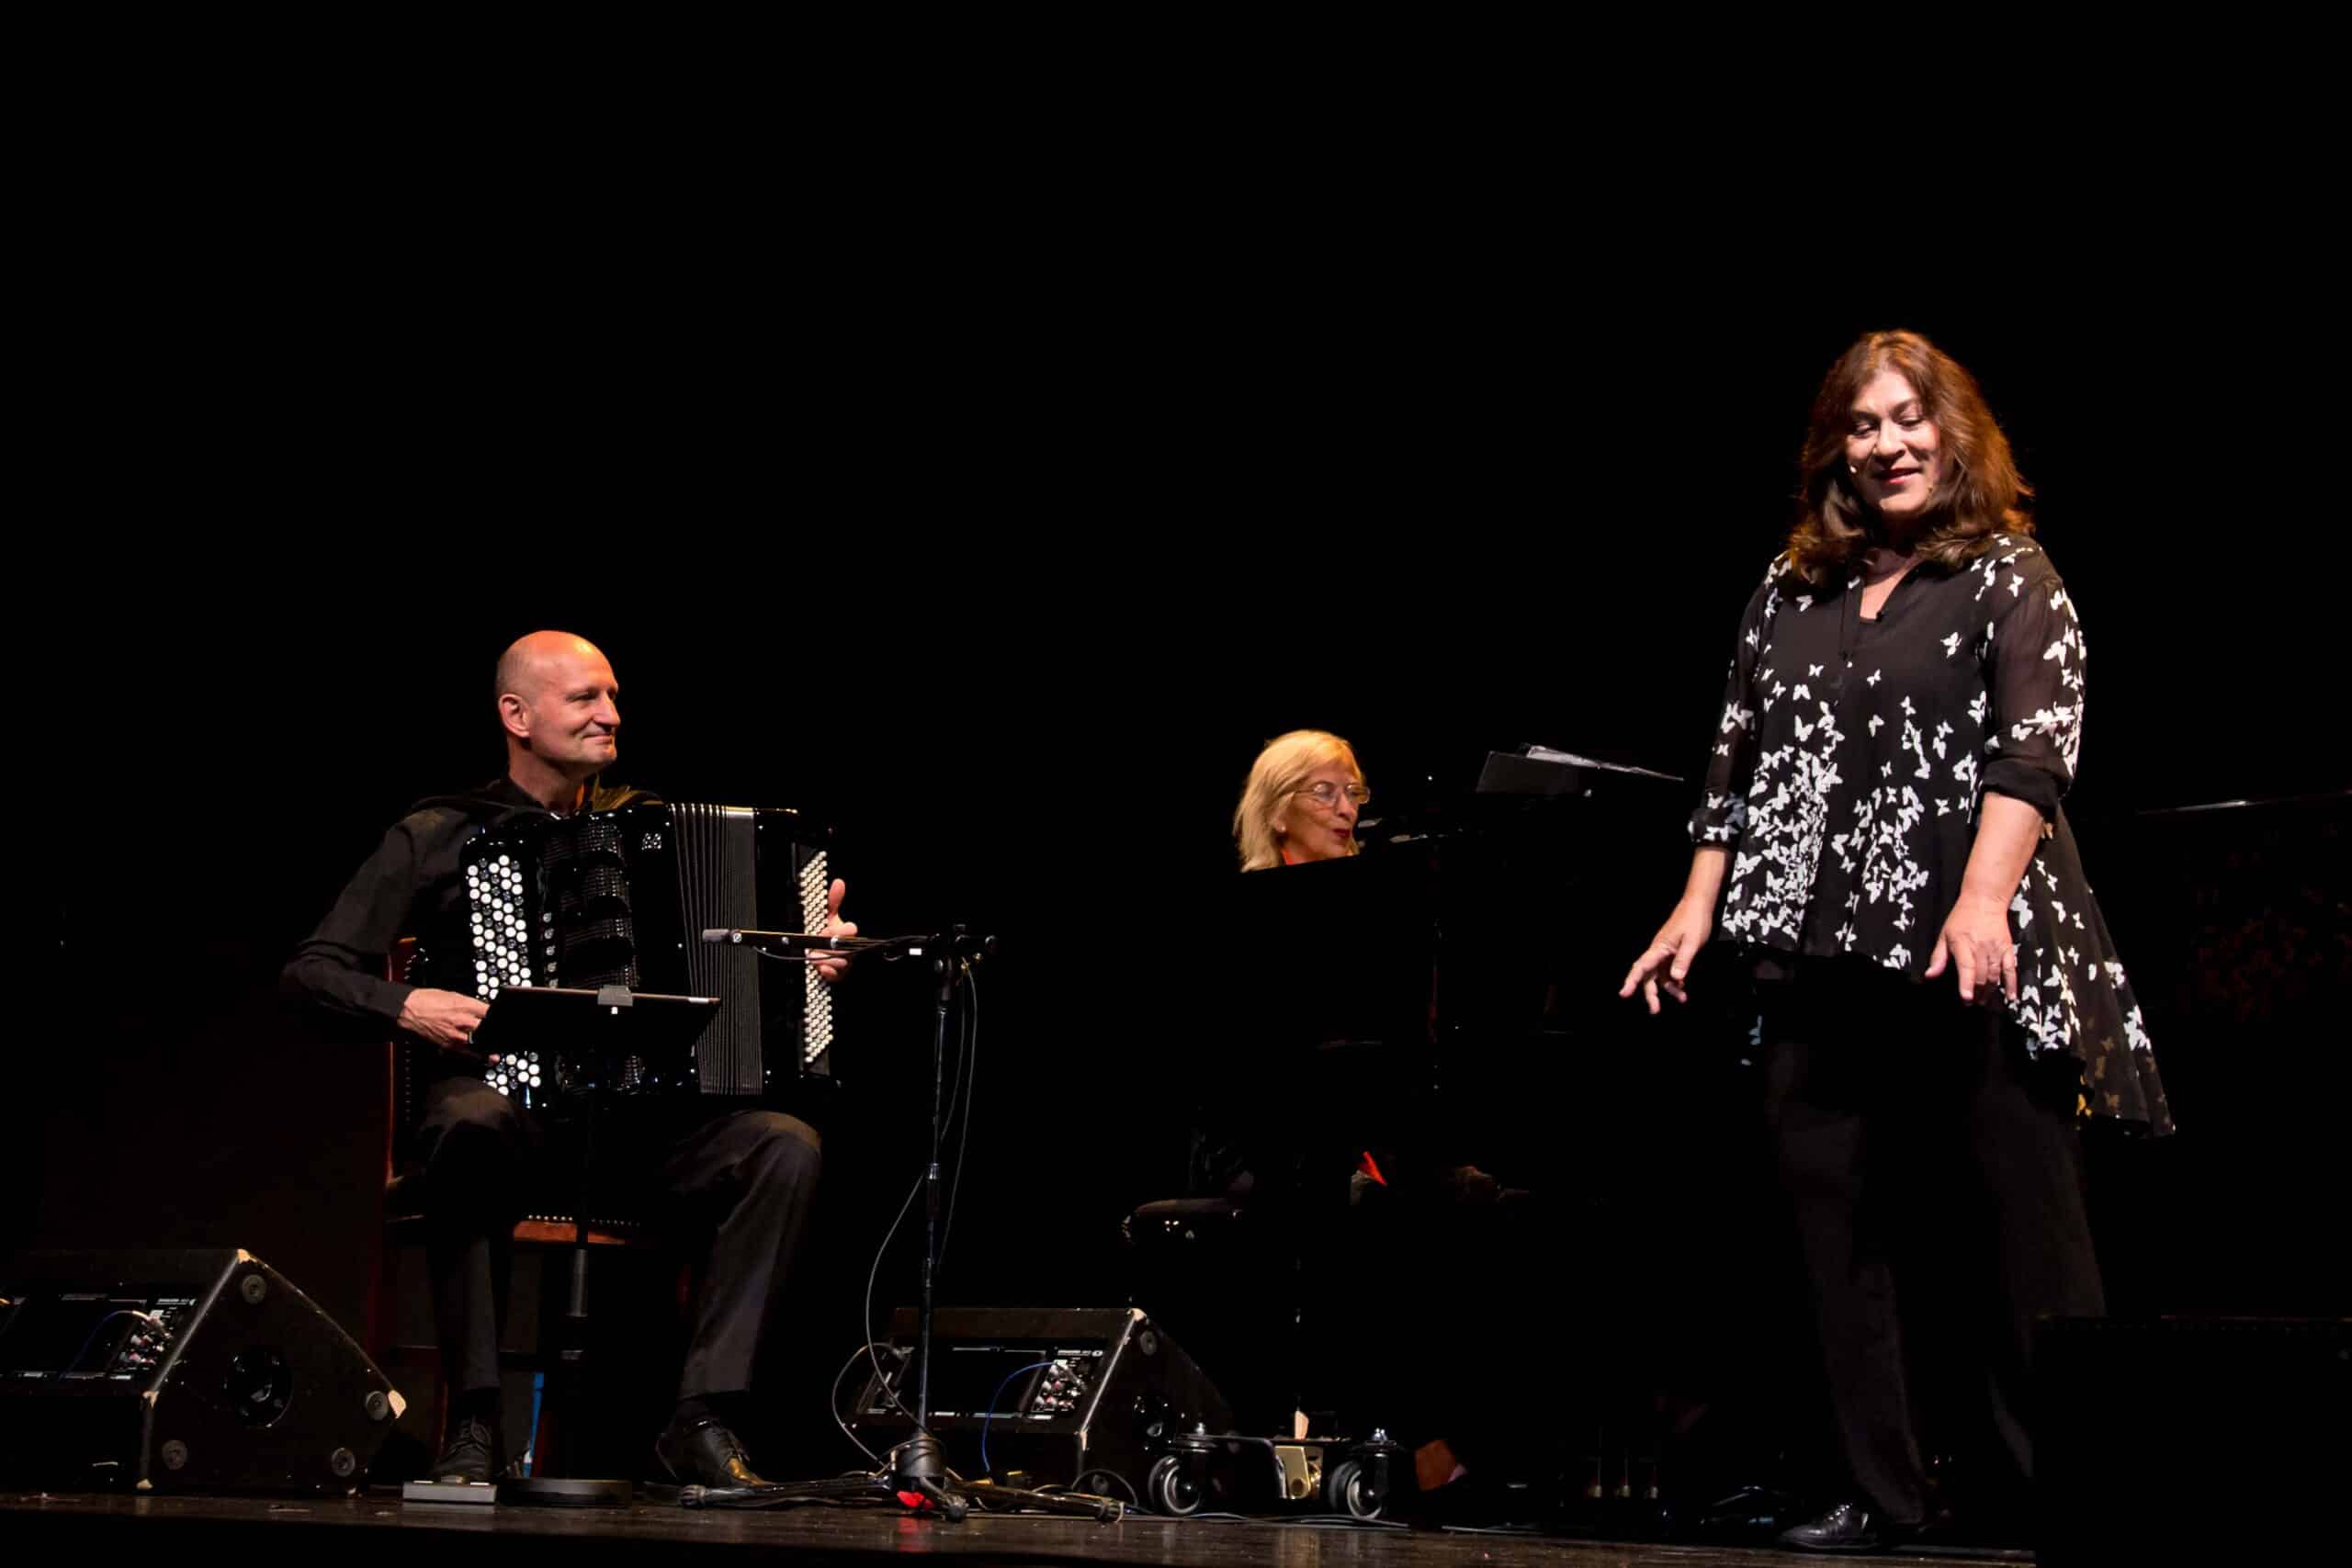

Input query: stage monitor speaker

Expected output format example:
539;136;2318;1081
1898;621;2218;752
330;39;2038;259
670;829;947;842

0;1249;408;1494
846;1306;1231;1496
2037;1314;2349;1562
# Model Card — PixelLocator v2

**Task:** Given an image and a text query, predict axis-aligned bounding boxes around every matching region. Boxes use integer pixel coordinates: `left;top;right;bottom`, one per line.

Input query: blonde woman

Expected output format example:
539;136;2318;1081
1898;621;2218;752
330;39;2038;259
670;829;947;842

1234;729;1369;871
1227;726;1520;1494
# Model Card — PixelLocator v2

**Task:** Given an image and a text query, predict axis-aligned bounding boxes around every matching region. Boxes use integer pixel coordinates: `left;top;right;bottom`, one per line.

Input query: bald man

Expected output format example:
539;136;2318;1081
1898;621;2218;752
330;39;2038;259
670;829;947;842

284;631;850;1490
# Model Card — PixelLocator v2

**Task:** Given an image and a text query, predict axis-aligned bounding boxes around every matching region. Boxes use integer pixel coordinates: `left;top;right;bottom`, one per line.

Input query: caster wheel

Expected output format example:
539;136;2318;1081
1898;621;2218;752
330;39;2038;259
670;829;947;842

1324;1458;1384;1519
1146;1454;1203;1517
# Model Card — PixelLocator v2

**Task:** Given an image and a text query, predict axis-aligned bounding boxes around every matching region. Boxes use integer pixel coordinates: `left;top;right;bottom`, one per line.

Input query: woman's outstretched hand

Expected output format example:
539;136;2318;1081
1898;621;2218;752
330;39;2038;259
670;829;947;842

1620;900;1714;1015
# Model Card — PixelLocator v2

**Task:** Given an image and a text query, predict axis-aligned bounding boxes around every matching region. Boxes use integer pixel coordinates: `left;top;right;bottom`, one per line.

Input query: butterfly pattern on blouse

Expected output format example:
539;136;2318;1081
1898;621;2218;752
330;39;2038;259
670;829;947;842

1687;539;2170;1132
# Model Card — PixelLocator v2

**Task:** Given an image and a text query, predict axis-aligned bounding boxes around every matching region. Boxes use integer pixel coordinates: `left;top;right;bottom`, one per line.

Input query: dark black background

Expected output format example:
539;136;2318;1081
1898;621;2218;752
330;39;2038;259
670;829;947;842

16;126;2346;1480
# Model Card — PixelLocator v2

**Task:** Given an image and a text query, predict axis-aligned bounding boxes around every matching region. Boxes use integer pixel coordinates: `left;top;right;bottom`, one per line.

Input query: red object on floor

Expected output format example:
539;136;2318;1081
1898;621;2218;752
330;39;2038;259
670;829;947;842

1415;1438;1463;1492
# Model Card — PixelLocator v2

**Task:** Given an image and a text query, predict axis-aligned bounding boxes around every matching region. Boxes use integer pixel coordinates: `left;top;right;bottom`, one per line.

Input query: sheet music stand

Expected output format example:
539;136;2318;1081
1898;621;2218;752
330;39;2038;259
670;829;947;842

473;983;720;1505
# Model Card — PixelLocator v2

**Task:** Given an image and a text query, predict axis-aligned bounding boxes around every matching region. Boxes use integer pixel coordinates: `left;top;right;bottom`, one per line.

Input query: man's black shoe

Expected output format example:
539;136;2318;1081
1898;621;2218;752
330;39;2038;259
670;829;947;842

655;1415;773;1488
430;1414;506;1484
1779;1498;1915;1551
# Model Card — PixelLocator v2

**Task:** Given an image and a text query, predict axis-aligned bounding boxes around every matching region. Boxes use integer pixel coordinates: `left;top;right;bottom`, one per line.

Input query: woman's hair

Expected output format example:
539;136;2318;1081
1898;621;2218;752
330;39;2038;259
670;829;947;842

1233;729;1364;872
1786;329;2034;581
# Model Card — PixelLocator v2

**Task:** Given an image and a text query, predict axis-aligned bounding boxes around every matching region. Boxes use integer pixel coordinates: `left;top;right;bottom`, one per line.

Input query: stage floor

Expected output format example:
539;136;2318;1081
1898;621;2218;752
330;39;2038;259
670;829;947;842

4;1489;2023;1567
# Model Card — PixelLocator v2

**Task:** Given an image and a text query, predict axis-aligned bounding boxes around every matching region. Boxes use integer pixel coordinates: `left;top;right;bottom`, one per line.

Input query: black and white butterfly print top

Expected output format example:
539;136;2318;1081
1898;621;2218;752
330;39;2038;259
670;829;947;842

1690;536;2171;1133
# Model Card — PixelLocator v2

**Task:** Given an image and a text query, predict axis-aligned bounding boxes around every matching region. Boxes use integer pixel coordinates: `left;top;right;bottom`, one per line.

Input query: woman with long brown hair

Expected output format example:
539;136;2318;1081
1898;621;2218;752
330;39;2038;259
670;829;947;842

1620;330;2171;1550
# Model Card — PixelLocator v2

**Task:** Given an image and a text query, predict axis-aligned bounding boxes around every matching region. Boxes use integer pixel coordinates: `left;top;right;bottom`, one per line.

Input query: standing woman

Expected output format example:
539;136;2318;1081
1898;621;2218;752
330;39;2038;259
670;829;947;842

1620;331;2172;1550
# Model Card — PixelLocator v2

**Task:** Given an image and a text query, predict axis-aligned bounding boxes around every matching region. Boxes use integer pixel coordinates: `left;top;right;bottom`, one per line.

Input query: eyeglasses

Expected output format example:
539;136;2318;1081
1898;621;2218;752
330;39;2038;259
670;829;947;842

1293;781;1371;808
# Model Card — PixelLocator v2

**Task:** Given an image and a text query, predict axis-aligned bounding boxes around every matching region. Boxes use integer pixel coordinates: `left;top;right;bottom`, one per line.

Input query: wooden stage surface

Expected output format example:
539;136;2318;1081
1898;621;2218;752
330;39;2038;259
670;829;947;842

3;1489;2033;1568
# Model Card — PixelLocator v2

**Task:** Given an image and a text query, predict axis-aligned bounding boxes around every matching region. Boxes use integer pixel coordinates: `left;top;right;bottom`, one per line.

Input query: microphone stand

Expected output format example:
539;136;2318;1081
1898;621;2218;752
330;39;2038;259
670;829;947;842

680;927;1118;1522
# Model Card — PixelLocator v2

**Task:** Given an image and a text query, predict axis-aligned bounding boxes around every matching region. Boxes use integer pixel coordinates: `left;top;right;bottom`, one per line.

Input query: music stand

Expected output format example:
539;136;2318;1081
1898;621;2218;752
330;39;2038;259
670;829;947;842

472;983;720;1506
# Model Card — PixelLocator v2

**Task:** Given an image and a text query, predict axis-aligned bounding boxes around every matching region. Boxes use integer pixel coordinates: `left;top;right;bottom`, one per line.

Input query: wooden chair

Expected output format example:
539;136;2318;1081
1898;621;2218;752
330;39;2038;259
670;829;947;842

364;938;667;1475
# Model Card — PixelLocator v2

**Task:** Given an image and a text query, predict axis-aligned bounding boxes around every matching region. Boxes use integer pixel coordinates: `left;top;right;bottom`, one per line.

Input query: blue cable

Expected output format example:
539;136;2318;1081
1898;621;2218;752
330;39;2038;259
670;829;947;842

978;1360;1058;1479
525;1372;545;1477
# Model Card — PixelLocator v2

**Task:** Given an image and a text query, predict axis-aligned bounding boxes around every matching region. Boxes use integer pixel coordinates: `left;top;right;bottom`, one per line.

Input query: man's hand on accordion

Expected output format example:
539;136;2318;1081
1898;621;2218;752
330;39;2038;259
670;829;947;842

401;987;491;1054
810;878;856;984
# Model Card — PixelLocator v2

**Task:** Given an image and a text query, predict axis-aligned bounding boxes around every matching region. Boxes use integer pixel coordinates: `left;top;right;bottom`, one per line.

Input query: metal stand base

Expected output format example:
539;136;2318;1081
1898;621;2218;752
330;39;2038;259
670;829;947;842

500;1476;635;1507
680;1434;1121;1519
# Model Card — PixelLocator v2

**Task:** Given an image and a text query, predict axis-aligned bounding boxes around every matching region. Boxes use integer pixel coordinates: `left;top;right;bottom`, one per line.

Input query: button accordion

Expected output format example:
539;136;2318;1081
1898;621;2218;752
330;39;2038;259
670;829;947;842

455;802;835;1106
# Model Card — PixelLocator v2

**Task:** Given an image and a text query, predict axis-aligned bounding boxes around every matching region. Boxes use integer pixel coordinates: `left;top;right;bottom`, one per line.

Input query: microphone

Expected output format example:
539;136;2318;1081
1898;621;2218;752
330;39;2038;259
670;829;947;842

699;928;911;958
701;928;866;956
